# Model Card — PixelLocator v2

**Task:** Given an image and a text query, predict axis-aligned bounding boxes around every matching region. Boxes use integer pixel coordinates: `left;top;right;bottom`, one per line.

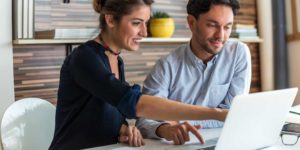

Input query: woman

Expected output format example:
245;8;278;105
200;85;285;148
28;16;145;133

49;0;228;149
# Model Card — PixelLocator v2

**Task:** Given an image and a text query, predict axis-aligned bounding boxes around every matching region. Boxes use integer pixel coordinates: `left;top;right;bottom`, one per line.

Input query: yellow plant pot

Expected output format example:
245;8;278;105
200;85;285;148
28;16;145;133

150;18;175;38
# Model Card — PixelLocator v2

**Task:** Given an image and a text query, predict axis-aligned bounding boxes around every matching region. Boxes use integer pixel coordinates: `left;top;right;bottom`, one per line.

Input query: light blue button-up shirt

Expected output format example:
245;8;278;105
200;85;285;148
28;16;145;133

137;40;252;139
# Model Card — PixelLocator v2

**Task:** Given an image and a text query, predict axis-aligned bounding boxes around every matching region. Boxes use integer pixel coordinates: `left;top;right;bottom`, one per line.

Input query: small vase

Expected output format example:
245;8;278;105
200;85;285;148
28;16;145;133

150;18;175;38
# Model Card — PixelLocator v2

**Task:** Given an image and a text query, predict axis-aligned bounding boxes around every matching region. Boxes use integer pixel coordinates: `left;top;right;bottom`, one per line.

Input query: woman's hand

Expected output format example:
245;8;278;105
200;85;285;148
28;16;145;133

156;121;204;145
119;124;145;147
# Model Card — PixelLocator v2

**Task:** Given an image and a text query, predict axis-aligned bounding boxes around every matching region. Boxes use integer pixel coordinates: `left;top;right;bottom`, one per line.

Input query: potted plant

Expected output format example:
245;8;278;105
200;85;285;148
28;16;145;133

149;11;175;38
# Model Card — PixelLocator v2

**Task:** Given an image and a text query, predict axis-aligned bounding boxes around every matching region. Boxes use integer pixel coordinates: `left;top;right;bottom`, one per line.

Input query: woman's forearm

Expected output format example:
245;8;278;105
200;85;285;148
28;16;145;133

136;95;228;121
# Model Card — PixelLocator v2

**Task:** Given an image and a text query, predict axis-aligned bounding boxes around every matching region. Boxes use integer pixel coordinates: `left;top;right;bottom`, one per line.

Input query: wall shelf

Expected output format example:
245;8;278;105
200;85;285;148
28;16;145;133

13;37;263;45
229;37;263;43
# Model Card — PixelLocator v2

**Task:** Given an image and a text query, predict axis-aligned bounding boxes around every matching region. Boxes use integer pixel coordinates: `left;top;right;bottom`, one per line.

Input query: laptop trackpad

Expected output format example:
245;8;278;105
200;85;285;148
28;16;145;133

165;137;218;150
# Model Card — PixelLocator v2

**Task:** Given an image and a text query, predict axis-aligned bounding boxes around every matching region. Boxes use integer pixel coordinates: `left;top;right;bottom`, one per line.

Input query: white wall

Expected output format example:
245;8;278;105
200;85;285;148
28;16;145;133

257;0;275;91
0;0;15;148
288;41;300;105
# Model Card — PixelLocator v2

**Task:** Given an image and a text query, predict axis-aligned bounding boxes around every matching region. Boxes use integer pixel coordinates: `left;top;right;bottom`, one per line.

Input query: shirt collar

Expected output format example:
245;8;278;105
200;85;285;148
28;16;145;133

187;41;219;66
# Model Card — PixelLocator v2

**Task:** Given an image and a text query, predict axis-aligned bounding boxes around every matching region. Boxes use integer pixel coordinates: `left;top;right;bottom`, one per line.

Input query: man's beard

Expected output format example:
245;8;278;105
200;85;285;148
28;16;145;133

201;38;224;55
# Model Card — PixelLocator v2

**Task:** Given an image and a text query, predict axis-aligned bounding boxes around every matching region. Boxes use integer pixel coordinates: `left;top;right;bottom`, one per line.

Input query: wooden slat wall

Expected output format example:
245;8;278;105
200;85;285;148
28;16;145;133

13;45;65;103
248;43;261;92
122;43;183;84
13;0;260;103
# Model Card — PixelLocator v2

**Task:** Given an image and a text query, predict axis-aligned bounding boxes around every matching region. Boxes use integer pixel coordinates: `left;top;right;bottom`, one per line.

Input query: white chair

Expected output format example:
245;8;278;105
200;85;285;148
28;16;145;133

1;98;55;150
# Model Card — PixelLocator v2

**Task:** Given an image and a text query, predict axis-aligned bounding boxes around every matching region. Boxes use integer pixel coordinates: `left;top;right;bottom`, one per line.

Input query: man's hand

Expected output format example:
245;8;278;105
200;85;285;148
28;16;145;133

119;124;145;147
156;121;204;145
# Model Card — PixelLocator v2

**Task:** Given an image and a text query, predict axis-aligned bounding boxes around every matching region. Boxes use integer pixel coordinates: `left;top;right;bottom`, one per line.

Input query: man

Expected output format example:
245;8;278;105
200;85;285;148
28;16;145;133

137;0;251;145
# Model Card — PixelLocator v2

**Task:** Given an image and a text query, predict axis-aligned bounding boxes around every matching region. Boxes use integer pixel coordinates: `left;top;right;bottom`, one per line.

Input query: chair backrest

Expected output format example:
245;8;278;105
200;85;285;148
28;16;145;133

1;98;55;150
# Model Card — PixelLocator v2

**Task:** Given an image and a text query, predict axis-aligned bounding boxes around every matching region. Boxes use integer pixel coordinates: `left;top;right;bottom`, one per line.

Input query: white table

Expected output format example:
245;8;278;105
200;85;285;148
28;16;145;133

87;128;300;150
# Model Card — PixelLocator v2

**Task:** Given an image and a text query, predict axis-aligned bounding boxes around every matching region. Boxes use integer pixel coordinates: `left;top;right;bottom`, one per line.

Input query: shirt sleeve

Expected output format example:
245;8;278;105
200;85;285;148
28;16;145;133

136;118;166;139
185;120;224;128
142;59;171;98
68;46;141;119
217;42;252;109
138;59;171;138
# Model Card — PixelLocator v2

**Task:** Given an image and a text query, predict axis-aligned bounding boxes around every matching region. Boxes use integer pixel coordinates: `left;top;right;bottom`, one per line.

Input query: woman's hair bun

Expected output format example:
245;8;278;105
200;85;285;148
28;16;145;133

93;0;103;14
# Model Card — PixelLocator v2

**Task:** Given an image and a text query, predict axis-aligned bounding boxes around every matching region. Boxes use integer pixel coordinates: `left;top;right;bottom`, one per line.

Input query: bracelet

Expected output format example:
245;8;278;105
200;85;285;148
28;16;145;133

125;119;136;126
124;119;129;126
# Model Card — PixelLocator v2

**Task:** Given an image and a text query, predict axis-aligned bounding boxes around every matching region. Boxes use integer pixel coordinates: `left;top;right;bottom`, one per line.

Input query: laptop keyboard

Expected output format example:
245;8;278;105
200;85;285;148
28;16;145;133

196;146;215;150
203;137;219;145
165;137;218;150
196;137;218;150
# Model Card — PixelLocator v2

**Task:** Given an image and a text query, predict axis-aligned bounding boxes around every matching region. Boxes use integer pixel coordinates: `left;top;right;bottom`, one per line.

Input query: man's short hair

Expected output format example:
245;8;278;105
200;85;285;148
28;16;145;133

187;0;240;19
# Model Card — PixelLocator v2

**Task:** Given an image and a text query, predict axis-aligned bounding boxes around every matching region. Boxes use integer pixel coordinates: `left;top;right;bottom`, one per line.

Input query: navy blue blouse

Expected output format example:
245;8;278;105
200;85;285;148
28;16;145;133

49;40;142;150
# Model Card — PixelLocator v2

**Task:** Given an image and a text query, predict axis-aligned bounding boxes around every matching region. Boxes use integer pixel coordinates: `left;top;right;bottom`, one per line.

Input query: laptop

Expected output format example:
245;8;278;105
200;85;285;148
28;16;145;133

168;88;298;150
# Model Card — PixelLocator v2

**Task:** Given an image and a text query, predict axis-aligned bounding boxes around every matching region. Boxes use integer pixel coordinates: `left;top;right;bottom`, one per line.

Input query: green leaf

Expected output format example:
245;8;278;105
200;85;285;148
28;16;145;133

151;11;170;18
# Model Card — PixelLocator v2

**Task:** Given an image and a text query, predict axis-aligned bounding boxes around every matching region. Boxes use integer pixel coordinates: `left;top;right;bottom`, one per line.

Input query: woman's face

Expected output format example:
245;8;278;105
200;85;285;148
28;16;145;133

112;5;151;51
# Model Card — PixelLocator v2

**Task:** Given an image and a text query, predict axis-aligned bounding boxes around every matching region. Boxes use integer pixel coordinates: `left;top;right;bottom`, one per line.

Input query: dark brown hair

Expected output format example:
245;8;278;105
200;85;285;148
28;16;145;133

187;0;240;19
93;0;154;31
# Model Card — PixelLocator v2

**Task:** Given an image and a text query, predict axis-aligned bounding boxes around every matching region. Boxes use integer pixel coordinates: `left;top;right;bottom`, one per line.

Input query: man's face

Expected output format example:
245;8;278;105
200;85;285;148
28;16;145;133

188;5;234;57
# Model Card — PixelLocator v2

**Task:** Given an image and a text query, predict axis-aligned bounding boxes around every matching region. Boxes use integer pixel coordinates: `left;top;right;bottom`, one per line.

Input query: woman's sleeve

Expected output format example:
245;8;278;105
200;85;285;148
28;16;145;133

69;46;141;118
